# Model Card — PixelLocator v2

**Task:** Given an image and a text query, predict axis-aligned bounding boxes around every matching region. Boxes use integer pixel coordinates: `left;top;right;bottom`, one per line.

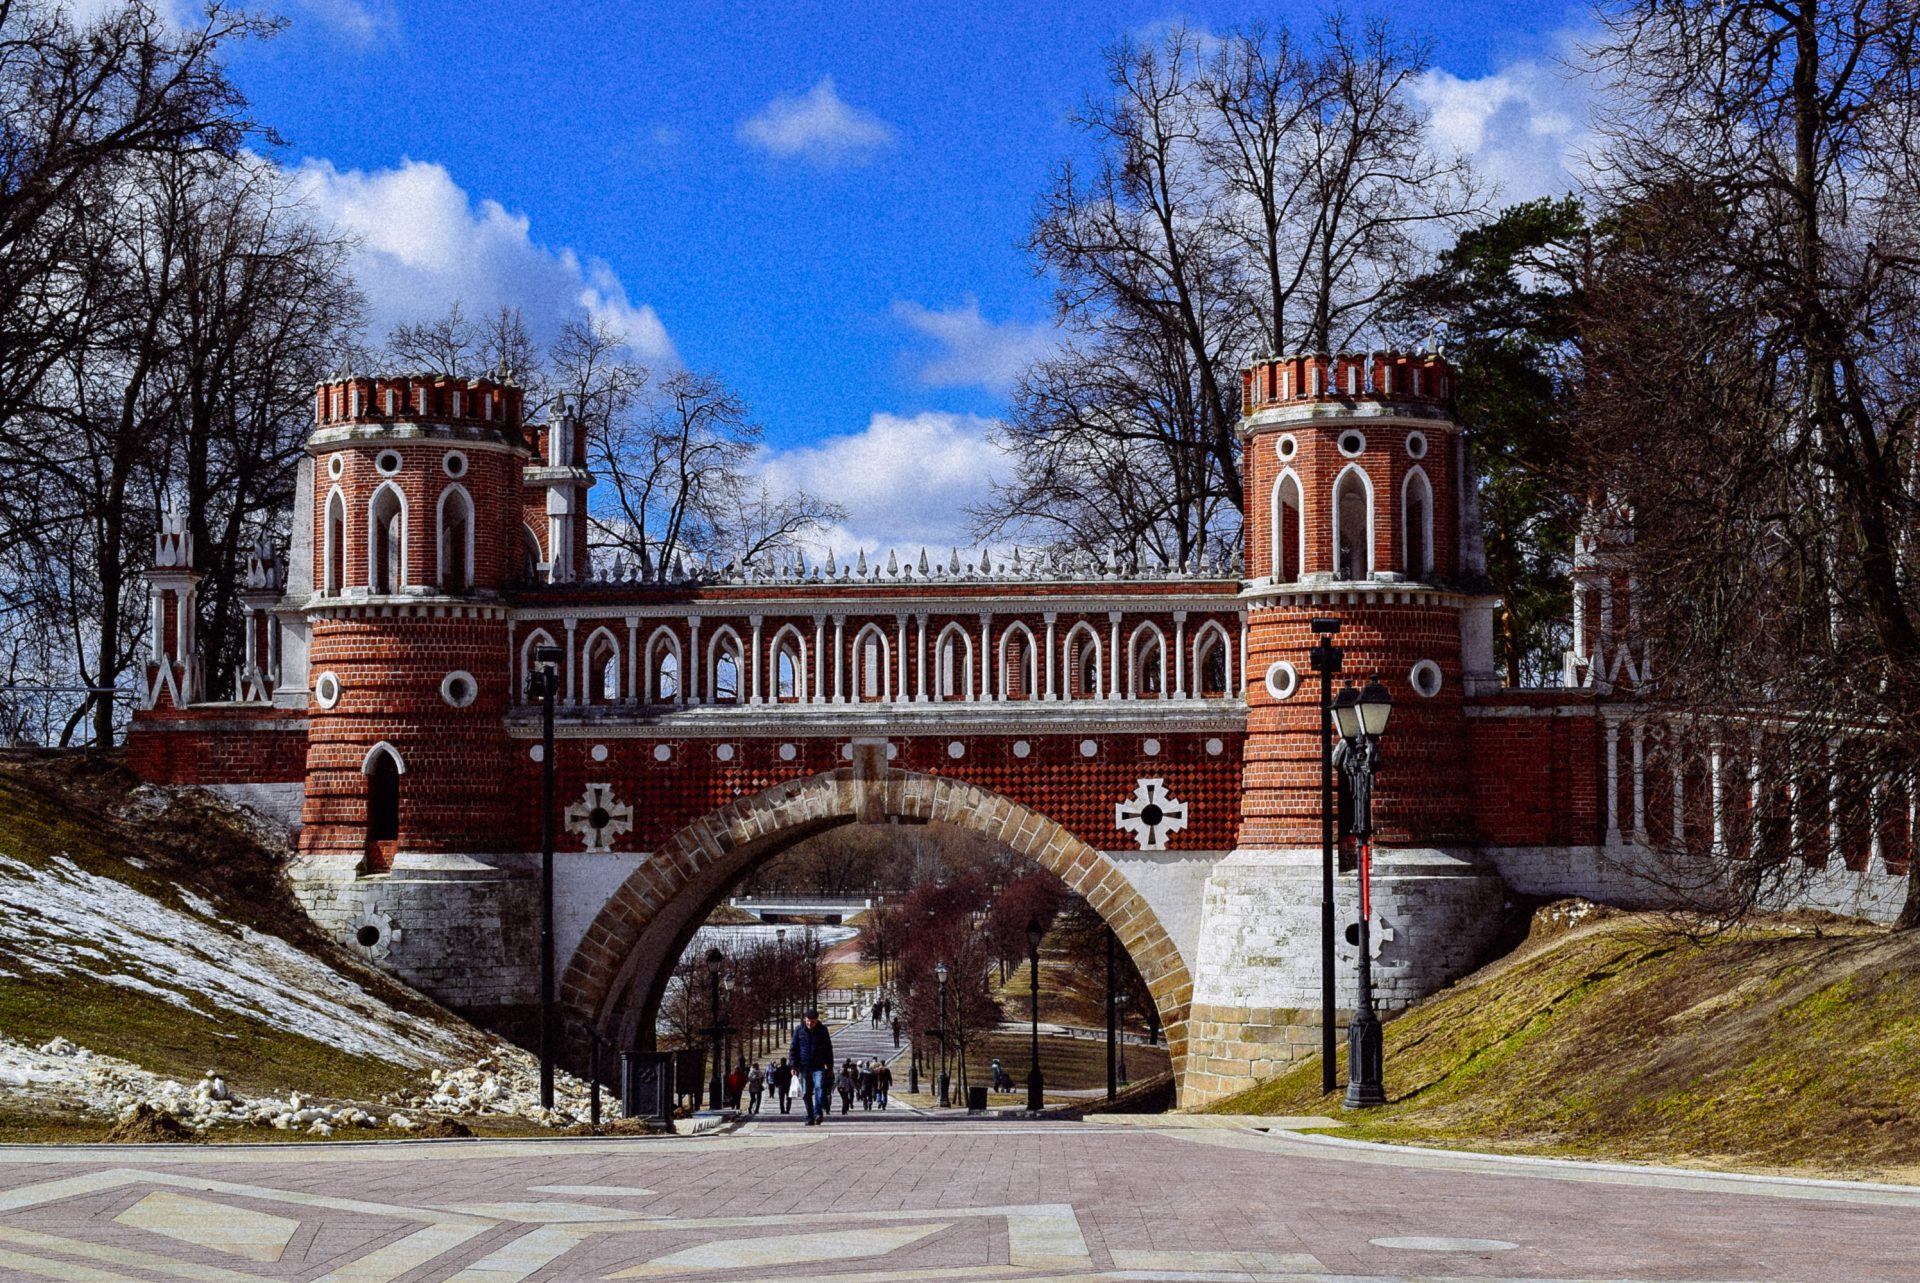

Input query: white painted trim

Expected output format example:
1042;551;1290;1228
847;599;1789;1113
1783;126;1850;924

1127;620;1168;699
361;740;407;775
707;624;745;703
933;621;975;702
580;625;623;704
1190;620;1235;698
366;480;410;592
1330;462;1376;582
996;621;1039;700
1062;620;1104;699
768;622;810;702
1400;464;1434;579
1269;467;1306;581
435;482;476;592
644;625;683;705
850;622;892;702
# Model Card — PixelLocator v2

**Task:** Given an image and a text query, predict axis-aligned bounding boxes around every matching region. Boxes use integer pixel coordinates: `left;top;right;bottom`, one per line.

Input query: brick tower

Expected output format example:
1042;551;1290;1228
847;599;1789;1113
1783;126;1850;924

1185;352;1506;1098
296;374;529;871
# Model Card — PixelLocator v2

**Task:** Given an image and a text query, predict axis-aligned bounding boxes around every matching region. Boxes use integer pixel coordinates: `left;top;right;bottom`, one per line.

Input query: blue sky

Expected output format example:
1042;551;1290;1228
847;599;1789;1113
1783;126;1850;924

217;0;1594;552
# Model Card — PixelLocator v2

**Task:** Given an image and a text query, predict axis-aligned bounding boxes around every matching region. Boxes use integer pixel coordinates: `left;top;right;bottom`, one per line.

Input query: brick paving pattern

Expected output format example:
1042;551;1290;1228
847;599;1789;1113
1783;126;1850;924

1;1118;1915;1281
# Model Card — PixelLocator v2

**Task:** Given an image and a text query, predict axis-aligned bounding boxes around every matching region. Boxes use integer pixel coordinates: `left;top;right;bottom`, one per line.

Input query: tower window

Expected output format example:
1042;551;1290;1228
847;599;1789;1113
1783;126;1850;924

369;486;404;594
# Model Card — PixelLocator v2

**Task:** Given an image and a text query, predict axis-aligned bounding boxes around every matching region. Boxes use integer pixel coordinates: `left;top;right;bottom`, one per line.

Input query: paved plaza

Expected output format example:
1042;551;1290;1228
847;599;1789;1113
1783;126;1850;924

0;1112;1915;1282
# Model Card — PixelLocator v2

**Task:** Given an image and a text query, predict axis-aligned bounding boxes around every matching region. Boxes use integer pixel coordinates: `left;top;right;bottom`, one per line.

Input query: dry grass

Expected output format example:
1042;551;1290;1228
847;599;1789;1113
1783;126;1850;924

1208;904;1920;1181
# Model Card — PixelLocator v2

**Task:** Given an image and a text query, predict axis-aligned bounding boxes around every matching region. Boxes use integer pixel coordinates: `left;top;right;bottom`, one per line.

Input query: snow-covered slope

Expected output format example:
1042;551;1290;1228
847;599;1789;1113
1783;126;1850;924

0;753;590;1136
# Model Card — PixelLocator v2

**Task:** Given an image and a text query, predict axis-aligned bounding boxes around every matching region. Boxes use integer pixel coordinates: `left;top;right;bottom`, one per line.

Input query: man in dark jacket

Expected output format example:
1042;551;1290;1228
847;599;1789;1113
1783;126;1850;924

789;1009;834;1125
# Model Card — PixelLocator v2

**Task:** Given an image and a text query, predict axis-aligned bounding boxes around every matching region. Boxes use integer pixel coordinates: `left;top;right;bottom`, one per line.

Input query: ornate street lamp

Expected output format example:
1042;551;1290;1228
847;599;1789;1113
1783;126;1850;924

1308;618;1343;1095
525;643;564;1111
1025;916;1044;1113
806;929;821;1009
705;946;726;1111
935;961;950;1108
1333;677;1393;1109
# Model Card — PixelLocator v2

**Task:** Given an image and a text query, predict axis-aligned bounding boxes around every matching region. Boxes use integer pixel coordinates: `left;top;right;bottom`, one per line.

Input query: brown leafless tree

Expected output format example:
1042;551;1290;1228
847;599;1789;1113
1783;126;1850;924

1576;0;1920;925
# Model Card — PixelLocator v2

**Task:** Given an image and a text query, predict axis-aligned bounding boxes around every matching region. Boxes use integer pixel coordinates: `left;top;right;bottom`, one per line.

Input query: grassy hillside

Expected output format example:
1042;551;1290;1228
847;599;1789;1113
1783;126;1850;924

0;751;531;1140
1208;903;1920;1182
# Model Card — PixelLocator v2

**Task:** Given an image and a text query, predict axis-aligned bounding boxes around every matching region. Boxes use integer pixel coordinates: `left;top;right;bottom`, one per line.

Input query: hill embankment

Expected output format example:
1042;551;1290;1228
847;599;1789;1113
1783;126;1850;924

0;751;590;1141
1207;901;1920;1182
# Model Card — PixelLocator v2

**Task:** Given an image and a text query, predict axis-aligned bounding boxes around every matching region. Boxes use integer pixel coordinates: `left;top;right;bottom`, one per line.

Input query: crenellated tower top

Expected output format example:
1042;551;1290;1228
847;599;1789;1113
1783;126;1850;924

311;373;525;442
1240;351;1454;421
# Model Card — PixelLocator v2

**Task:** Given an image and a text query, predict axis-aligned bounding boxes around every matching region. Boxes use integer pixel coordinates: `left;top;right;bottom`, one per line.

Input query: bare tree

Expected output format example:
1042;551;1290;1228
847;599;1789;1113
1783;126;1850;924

995;18;1481;562
1577;0;1920;924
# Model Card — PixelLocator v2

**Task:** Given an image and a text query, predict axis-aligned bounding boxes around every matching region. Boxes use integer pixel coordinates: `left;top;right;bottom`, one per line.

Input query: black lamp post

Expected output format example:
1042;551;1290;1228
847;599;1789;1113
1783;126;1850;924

525;643;564;1111
935;961;950;1108
705;946;726;1111
1308;618;1343;1095
1115;989;1130;1085
1025;916;1044;1113
806;930;821;1009
1333;677;1392;1109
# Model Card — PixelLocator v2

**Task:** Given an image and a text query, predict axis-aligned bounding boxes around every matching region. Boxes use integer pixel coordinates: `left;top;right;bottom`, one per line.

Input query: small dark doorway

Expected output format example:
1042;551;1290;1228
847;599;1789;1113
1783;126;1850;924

366;750;400;871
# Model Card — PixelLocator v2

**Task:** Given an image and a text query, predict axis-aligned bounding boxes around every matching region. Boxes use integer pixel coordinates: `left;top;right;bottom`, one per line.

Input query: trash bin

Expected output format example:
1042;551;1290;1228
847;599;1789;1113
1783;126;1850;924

966;1085;988;1113
620;1051;675;1123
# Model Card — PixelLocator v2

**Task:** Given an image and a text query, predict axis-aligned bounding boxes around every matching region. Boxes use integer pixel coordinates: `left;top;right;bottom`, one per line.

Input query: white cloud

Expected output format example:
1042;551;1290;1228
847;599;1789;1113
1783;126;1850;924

755;411;1016;555
288;156;676;363
892;299;1057;396
737;77;897;166
296;0;399;44
1414;48;1594;206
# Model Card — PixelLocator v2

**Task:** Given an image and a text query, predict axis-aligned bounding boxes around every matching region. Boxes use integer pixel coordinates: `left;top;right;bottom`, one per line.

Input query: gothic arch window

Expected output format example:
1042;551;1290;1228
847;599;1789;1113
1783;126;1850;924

518;629;559;701
1064;622;1102;700
367;482;407;594
998;622;1037;700
934;623;973;701
770;625;808;702
322;487;347;596
645;627;681;704
1332;464;1374;582
708;627;743;704
1271;469;1304;582
521;524;543;584
437;484;474;593
582;627;621;705
1401;465;1433;580
1129;623;1166;698
851;624;890;702
1193;622;1233;698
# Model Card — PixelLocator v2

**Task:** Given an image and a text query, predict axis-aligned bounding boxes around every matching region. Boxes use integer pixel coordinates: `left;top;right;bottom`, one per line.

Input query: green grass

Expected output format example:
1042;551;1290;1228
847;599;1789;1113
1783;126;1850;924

1207;910;1920;1180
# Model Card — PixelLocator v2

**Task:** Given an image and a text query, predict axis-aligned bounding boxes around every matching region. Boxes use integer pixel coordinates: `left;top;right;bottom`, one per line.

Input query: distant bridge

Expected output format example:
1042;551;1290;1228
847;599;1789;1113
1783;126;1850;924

727;895;876;924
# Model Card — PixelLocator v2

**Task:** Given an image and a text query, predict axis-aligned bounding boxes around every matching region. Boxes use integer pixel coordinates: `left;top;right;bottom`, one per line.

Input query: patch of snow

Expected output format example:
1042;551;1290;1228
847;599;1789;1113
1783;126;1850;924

0;853;472;1065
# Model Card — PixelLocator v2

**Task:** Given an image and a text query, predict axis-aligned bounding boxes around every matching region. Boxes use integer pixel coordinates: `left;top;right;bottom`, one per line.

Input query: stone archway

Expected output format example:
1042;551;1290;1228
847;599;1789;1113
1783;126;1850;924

559;751;1194;1096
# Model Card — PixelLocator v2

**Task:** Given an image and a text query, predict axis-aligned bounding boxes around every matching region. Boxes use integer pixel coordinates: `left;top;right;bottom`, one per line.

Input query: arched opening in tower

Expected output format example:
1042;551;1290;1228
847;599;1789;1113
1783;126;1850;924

369;487;404;594
1274;473;1302;582
365;750;400;870
1335;470;1371;581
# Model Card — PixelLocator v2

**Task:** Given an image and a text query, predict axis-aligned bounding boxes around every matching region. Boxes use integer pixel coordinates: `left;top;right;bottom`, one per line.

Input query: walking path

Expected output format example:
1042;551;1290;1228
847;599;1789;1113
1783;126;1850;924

1;1115;1914;1280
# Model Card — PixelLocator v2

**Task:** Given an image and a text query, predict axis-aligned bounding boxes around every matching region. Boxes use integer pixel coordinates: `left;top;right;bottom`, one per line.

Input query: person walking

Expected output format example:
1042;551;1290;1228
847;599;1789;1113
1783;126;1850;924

746;1062;764;1115
874;1060;892;1110
772;1058;792;1114
789;1010;834;1126
858;1060;876;1110
727;1059;747;1109
836;1061;855;1115
871;1001;882;1029
890;1016;901;1048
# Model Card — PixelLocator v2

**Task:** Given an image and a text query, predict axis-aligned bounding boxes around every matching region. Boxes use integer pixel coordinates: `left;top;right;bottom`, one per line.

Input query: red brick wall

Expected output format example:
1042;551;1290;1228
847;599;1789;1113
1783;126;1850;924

298;611;516;858
1241;600;1473;847
499;731;1246;854
1466;698;1603;846
125;709;308;784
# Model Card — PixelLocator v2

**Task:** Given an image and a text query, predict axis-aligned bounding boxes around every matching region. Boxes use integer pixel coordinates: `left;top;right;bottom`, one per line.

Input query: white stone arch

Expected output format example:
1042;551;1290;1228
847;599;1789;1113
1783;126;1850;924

850;622;891;702
322;485;348;596
1062;620;1103;699
521;523;544;583
366;480;409;593
933;622;974;701
360;740;407;776
644;626;682;705
519;628;559;697
1331;462;1376;582
435;482;476;592
1401;464;1434;580
707;625;744;704
581;625;622;705
1128;621;1168;699
1269;467;1305;583
768;622;809;702
1191;620;1234;698
997;621;1039;700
